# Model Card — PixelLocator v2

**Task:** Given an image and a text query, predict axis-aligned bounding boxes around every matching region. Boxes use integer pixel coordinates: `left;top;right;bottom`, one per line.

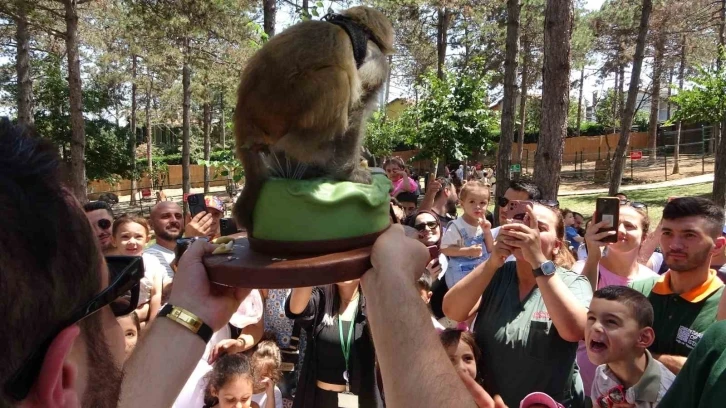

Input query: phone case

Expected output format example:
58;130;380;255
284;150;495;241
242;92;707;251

596;197;620;243
188;193;207;217
508;200;533;222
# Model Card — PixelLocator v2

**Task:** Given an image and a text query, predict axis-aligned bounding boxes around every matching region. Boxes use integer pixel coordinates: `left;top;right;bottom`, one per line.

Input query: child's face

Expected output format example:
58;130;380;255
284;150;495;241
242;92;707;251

213;375;254;408
113;222;149;257
385;165;404;181
461;188;489;220
445;340;477;380
117;315;138;361
564;212;575;227
585;298;649;366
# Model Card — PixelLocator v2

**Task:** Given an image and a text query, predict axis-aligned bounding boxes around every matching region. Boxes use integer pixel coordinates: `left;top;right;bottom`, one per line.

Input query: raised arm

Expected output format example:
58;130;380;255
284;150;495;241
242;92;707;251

418;175;440;212
361;225;502;408
580;219;615;292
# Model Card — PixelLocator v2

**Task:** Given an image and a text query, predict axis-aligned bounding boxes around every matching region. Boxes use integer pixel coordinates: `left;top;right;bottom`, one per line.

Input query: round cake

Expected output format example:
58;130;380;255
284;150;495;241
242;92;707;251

249;173;392;255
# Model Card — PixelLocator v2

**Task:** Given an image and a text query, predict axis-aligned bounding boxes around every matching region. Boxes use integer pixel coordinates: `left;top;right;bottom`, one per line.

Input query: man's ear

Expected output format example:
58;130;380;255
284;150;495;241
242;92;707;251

638;327;655;349
712;236;726;255
426;291;433;303
24;325;82;408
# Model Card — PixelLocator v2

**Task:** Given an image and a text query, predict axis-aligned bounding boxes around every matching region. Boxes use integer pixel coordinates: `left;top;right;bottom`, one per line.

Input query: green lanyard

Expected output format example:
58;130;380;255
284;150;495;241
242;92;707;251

338;315;355;389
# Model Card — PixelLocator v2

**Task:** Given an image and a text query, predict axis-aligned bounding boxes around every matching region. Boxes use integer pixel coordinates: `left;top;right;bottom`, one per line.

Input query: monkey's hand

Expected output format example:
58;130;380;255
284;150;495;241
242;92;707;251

349;166;372;184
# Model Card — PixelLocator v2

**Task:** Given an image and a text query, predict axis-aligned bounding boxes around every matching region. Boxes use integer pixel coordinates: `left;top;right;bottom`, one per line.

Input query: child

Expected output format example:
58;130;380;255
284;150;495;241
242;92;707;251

519;392;564;408
251;340;283;408
438;326;480;382
203;353;275;408
561;208;584;251
117;311;140;361
586;286;675;407
384;157;417;196
440;181;494;288
109;215;163;334
395;191;419;223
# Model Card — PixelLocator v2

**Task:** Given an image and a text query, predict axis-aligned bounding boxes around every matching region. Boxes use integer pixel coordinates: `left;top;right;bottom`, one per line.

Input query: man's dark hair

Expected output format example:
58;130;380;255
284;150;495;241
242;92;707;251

593;286;654;329
573;212;583;219
416;272;433;292
0;120;108;404
396;191;418;204
616;192;628;199
83;200;114;218
433;177;453;199
508;180;542;200
663;197;725;238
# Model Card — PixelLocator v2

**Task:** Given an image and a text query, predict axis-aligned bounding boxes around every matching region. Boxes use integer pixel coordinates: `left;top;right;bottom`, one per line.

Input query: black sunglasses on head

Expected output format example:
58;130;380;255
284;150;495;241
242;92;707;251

4;256;143;401
497;196;560;209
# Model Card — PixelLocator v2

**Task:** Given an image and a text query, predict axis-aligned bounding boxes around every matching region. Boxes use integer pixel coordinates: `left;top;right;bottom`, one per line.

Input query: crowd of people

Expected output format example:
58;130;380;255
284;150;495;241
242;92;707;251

3;120;726;408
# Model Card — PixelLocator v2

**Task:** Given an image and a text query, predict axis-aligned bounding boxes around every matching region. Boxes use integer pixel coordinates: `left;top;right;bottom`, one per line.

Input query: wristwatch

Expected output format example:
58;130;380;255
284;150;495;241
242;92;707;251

533;260;556;277
158;304;213;343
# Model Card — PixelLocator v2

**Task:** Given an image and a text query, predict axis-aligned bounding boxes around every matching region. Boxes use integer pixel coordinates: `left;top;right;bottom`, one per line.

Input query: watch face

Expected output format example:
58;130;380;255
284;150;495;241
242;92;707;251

541;261;556;275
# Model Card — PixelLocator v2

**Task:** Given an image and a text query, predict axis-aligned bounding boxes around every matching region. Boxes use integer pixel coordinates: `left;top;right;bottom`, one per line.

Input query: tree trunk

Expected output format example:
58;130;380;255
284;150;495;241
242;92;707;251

576;65;584;136
533;0;572;200
608;0;652;195
130;55;138;205
618;62;625;123
436;7;452;80
182;40;191;197
495;0;521;223
302;0;309;18
146;80;152;176
647;36;665;164
515;34;530;175
15;1;34;127
263;0;276;38
673;35;686;175
203;101;211;193
666;67;673;120
220;92;226;149
64;0;87;202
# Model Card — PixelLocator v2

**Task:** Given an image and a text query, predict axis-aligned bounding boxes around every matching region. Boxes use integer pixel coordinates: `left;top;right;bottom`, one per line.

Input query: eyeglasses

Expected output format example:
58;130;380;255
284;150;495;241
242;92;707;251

97;218;112;230
414;221;439;231
5;256;143;401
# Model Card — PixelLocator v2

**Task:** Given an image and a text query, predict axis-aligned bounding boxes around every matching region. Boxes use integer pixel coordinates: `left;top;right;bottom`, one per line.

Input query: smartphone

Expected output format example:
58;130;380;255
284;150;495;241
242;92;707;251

175;237;198;264
187;193;207;217
220;218;239;236
596;197;620;243
427;245;440;261
507;200;533;222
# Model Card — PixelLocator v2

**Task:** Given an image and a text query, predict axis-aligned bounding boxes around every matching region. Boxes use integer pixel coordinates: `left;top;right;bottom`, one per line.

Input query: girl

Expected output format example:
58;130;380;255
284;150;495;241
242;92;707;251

203;353;275;408
286;280;381;408
384;157;417;197
438;325;480;383
109;215;163;334
117;311;140;362
440;181;494;288
572;202;657;398
443;203;591;408
251;340;283;408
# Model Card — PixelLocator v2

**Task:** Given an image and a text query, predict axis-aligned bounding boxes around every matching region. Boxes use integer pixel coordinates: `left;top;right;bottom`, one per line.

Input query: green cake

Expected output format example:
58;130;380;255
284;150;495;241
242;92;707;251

250;173;392;251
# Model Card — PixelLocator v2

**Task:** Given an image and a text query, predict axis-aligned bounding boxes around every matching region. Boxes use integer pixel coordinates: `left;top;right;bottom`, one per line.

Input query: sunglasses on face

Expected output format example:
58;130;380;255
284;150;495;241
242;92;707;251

414;221;439;231
4;256;143;401
97;218;112;230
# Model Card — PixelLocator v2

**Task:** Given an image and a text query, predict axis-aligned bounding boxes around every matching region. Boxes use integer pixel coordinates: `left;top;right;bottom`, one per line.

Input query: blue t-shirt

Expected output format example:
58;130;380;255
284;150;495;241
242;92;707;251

566;226;581;250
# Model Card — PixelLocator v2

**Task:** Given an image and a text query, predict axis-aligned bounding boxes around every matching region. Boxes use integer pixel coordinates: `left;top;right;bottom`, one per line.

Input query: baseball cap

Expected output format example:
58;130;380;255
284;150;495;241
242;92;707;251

204;195;225;213
520;392;564;408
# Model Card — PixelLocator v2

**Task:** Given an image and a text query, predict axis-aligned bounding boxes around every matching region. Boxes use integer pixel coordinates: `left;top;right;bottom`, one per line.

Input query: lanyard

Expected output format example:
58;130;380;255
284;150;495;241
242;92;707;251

338;314;355;389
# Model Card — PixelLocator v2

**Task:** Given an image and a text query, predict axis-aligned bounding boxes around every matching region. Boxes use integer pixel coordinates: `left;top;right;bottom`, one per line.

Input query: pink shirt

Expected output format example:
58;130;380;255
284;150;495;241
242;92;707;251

571;260;658;397
391;176;417;196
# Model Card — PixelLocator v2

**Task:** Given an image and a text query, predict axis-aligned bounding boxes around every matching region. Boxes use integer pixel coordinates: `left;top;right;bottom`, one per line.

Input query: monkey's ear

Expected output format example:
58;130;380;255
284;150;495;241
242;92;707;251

345;7;394;55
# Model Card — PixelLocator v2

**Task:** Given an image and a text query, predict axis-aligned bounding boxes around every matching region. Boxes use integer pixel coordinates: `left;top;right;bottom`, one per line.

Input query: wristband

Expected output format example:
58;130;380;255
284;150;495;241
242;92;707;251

158;304;213;343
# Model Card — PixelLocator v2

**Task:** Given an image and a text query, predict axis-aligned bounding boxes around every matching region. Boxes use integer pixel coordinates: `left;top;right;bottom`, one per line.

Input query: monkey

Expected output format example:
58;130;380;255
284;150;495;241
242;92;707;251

232;6;394;234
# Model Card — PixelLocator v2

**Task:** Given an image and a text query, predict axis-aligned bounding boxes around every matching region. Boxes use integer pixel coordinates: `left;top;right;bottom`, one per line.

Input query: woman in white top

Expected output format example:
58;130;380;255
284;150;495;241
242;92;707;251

572;202;658;399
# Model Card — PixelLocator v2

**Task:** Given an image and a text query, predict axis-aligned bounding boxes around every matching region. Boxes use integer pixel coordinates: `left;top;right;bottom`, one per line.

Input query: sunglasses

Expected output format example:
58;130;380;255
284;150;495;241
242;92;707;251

4;256;143;401
414;221;439;231
620;200;648;209
97;218;112;230
498;196;560;209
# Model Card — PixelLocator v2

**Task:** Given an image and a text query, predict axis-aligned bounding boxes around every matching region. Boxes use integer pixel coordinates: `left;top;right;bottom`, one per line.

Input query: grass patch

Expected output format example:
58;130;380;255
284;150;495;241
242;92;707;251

557;183;714;226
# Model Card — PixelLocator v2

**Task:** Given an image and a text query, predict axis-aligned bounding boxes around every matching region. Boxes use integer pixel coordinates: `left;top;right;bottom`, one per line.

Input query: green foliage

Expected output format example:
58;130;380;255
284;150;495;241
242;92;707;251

670;56;726;124
364;110;410;158
406;68;500;161
198;149;245;183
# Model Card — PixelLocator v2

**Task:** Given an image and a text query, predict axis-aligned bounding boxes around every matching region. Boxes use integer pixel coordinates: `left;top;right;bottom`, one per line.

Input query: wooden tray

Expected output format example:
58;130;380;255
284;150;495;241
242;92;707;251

203;236;373;288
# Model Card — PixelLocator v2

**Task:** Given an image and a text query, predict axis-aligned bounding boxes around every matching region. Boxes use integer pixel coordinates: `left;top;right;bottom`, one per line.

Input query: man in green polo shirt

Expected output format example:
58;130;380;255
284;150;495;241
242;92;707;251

629;197;725;374
658;320;726;407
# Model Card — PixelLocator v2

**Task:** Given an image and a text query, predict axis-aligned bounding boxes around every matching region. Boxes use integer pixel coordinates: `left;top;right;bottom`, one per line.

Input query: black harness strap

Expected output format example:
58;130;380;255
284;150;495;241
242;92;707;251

323;13;371;68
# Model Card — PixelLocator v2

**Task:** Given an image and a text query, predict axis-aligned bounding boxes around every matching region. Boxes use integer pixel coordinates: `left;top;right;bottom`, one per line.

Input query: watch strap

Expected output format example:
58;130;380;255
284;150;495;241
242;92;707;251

159;304;213;343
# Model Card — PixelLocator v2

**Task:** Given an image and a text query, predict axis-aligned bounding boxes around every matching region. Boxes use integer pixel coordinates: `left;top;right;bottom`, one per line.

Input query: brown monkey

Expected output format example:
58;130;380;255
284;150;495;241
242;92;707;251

233;6;394;233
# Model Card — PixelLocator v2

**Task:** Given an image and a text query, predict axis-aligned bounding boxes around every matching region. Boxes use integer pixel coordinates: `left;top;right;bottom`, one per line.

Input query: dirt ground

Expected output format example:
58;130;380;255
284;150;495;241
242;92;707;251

555;154;715;192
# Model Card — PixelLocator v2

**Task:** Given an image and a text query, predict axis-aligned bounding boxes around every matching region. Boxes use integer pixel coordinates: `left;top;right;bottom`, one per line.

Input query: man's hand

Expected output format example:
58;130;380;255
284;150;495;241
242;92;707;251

426;174;442;196
369;224;428;281
169;239;249;332
184;211;213;238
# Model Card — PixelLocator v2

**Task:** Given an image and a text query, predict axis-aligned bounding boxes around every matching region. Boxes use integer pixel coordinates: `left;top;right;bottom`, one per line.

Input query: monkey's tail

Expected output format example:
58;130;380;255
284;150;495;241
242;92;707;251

233;148;267;234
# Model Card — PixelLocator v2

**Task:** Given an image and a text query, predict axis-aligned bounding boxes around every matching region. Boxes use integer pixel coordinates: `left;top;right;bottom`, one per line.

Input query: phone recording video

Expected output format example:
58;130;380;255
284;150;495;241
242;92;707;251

187;193;207;217
507;200;533;222
596;197;620;243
